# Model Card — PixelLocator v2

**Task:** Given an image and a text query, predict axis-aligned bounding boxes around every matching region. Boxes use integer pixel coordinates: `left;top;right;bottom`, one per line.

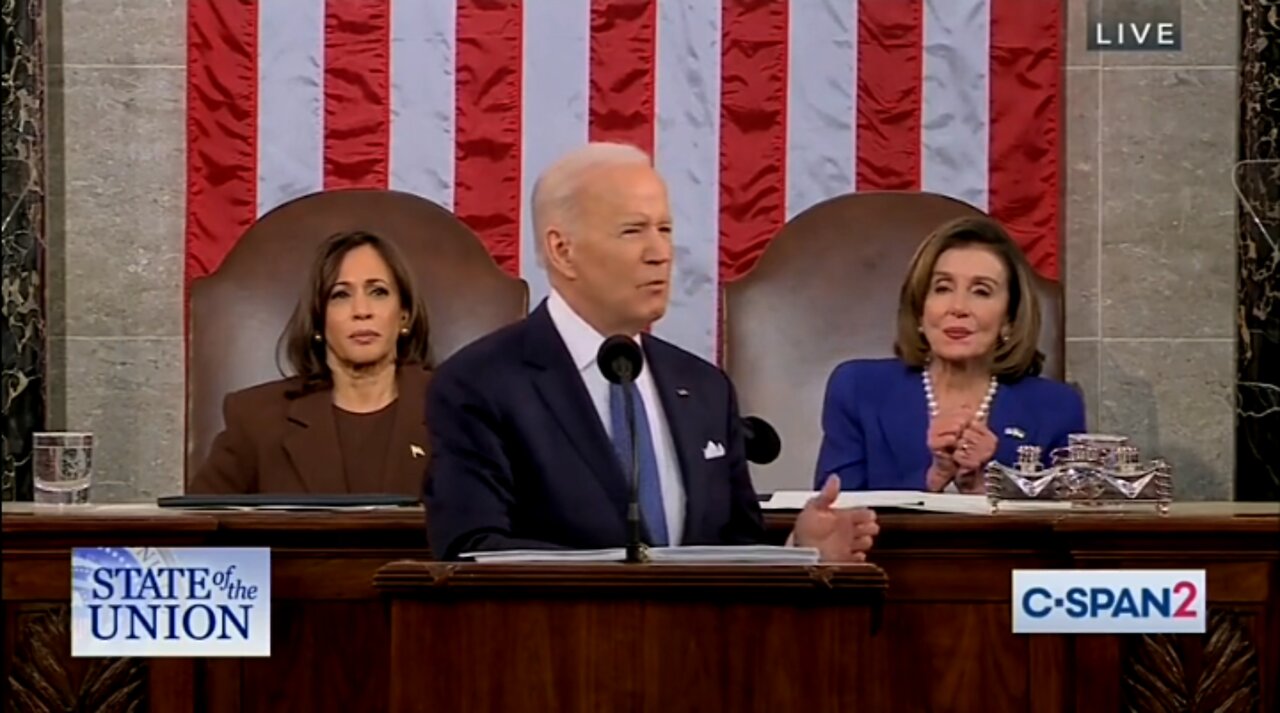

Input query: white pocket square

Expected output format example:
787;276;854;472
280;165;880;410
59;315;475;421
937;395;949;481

702;441;726;460
1003;427;1026;440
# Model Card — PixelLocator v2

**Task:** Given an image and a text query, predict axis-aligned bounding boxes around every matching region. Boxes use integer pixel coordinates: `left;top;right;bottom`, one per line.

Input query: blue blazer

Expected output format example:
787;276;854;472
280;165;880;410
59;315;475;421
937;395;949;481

424;302;765;560
814;358;1086;491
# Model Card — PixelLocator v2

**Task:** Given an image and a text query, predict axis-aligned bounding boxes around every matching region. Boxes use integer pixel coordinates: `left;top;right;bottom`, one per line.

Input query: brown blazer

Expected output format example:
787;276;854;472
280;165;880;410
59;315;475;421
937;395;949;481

188;365;433;496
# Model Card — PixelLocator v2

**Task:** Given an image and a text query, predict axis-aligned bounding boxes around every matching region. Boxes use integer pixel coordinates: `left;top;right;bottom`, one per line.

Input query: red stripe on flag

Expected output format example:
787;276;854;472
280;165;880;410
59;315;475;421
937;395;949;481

719;0;788;282
589;0;656;155
989;0;1062;279
454;0;522;277
323;0;392;190
856;0;922;191
185;0;258;283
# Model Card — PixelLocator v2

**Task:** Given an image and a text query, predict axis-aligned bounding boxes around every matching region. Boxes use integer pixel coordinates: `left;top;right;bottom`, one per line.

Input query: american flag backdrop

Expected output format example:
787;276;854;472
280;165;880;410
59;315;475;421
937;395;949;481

186;0;1063;363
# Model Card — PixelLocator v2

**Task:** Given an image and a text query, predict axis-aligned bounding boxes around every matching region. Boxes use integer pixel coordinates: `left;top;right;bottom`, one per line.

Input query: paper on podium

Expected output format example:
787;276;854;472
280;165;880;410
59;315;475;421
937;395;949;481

762;490;928;510
462;545;820;564
185;504;399;512
463;548;626;563
906;493;1066;513
647;545;819;565
762;491;1075;514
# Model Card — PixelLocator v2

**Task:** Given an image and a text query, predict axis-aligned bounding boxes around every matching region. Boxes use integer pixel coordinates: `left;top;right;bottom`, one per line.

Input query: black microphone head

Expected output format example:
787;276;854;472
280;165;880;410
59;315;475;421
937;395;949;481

742;416;781;465
597;335;644;384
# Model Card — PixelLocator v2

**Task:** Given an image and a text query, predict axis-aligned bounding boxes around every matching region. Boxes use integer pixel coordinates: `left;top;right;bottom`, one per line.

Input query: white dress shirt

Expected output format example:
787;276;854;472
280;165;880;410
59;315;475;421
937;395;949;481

547;290;686;545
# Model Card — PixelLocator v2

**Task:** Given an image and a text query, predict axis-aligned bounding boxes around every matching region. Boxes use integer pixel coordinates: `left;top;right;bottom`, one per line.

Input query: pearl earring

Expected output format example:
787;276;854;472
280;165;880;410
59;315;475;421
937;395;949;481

312;333;323;343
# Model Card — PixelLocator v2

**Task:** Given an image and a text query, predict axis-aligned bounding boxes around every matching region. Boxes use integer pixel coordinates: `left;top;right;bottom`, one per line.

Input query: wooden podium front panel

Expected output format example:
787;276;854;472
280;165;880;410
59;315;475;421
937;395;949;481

4;505;1276;712
859;511;1280;713
377;562;888;713
2;507;429;713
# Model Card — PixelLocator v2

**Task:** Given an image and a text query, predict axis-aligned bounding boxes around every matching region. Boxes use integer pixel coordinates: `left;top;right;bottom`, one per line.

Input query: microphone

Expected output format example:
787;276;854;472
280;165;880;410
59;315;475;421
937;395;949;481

741;416;781;465
596;336;646;563
596;335;643;385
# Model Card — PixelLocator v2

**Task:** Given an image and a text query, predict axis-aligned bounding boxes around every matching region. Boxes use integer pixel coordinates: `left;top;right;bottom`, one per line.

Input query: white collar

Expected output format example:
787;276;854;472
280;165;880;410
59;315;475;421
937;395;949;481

547;290;641;373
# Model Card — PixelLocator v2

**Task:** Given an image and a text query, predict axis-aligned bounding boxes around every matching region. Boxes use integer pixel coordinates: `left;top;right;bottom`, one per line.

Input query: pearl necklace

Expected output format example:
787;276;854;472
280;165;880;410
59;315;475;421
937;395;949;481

922;367;998;420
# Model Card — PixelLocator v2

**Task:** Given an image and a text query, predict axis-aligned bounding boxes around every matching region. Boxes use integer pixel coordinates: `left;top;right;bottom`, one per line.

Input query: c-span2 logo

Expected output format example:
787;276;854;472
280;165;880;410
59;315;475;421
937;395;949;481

1013;569;1205;634
71;547;270;657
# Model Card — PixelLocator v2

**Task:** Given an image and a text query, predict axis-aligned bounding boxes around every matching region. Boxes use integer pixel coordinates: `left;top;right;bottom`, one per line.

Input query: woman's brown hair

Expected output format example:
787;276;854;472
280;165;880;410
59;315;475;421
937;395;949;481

279;231;430;391
894;216;1043;380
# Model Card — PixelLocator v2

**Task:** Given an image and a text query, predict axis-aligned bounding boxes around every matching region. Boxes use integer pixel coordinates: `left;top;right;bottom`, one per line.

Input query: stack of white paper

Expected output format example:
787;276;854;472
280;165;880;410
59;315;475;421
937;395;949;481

646;545;819;565
461;545;820;565
913;493;1073;514
762;490;927;510
203;505;398;512
463;549;626;563
761;490;1077;514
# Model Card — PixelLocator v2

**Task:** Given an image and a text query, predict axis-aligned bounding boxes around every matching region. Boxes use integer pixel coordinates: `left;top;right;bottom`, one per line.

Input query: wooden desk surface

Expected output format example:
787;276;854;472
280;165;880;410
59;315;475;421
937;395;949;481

3;502;1277;713
4;498;1276;535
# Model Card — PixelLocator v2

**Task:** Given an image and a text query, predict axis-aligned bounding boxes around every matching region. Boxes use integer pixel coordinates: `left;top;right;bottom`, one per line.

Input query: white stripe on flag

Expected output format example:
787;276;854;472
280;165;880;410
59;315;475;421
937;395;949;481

921;0;990;211
257;0;325;216
519;0;591;305
389;0;457;208
653;0;722;363
785;0;856;218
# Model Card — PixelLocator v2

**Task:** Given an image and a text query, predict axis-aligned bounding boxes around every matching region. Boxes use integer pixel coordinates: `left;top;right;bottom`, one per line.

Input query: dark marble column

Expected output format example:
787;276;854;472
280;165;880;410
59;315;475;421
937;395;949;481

1;0;47;501
1236;1;1279;501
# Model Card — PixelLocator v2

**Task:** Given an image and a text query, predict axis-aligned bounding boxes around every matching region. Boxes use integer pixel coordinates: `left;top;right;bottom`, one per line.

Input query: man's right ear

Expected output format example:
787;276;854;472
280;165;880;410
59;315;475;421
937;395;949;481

544;228;577;279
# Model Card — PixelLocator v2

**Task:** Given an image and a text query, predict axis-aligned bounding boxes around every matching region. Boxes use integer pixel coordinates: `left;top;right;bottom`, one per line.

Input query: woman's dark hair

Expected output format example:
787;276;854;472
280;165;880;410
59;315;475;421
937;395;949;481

278;231;430;391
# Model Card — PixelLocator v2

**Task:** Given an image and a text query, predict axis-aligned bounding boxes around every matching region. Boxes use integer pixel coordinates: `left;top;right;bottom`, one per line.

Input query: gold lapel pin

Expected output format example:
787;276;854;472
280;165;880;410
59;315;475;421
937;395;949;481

410;444;426;458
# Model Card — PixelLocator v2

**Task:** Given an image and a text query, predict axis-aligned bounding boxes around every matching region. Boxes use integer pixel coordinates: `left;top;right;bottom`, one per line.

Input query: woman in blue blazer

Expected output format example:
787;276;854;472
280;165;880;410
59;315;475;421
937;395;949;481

815;217;1085;492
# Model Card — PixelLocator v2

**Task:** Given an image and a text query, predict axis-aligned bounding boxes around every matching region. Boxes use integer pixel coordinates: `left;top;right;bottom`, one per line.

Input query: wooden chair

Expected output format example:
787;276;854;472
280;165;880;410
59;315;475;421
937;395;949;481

722;192;1063;492
186;189;528;482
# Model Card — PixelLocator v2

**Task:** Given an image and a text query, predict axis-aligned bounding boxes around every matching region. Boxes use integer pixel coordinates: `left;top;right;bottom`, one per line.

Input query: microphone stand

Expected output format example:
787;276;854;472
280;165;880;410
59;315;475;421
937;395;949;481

615;358;647;564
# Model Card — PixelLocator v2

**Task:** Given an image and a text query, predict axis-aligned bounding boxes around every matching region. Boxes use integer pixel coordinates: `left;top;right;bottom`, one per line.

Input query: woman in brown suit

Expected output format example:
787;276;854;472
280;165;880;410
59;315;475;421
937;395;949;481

189;230;432;495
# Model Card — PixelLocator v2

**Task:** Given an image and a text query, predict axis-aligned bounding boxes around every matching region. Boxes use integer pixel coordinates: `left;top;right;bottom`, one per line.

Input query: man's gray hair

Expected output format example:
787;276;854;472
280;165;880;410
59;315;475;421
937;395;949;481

530;142;652;266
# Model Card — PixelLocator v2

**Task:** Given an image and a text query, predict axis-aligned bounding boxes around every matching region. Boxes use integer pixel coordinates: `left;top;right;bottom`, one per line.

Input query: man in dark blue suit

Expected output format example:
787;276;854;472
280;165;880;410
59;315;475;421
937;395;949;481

424;143;878;561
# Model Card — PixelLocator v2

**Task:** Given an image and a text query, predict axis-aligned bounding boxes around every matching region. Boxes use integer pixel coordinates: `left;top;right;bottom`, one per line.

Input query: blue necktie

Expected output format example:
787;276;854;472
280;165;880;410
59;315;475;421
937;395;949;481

608;382;669;546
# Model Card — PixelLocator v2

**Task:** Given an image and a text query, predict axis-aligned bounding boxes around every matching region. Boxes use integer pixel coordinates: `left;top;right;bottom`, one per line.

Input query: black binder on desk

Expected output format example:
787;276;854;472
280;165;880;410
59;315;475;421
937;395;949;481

156;493;420;510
